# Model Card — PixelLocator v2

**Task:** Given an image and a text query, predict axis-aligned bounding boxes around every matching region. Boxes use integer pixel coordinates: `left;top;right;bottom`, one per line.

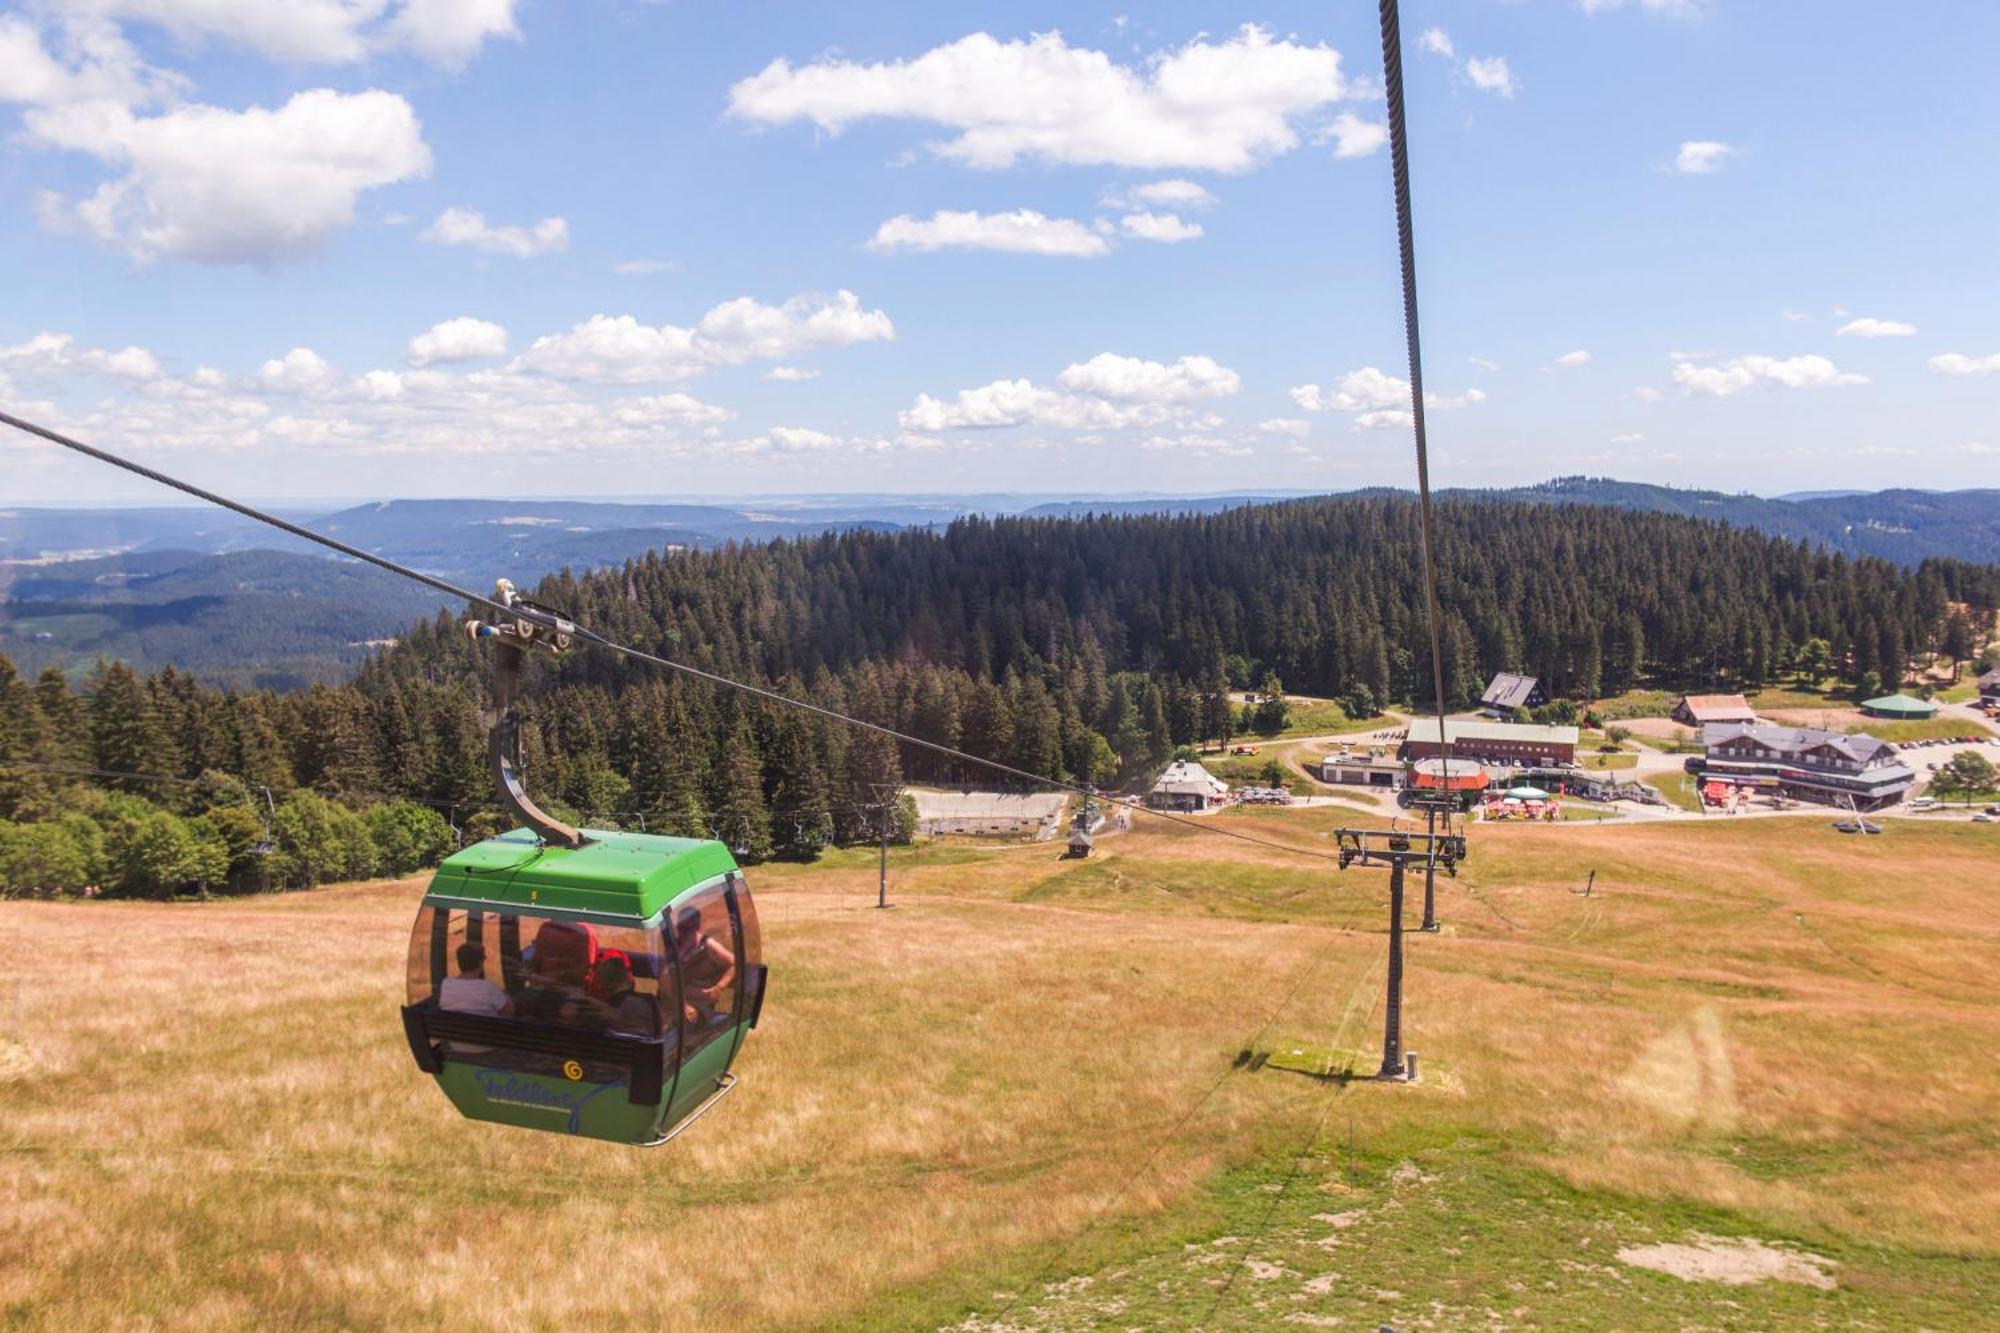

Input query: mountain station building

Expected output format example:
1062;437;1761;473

1401;719;1580;767
1146;759;1231;812
1698;722;1915;811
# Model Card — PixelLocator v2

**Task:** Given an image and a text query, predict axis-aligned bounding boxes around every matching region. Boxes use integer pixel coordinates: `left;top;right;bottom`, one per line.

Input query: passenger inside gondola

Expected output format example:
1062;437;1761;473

591;952;658;1037
676;905;737;1029
440;942;512;1018
519;919;601;1026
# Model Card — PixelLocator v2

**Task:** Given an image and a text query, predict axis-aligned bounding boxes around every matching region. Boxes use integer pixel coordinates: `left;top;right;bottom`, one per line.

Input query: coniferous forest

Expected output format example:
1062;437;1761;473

3;496;1997;895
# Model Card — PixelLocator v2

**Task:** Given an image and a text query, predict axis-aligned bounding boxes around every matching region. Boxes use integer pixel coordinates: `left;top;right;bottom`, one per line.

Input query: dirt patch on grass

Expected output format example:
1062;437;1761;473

1616;1233;1836;1289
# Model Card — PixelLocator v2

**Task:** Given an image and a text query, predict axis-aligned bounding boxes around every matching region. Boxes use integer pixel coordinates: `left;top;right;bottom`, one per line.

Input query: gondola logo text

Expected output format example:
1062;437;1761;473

474;1070;612;1132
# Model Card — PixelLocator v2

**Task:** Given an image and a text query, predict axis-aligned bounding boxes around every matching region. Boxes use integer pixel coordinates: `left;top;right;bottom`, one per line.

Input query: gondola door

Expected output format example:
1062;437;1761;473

663;876;750;1128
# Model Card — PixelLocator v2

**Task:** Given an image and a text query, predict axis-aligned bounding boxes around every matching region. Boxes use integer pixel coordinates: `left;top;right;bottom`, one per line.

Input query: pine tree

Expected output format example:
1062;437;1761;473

88;661;165;788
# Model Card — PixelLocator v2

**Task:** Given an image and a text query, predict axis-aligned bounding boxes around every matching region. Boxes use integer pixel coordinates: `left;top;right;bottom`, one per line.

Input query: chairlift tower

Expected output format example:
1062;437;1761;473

1335;826;1466;1081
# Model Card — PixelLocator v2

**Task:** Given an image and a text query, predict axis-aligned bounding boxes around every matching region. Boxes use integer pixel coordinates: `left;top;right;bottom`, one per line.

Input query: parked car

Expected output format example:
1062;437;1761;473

1974;813;1995;824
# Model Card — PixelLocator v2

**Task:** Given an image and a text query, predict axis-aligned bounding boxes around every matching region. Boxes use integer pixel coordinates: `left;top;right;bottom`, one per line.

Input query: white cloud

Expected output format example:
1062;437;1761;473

1835;317;1917;339
257;347;339;394
1420;28;1455;58
0;327;799;462
614;258;675;275
763;366;821;381
1103;179;1217;210
1674;140;1732;174
1463;56;1515;98
1781;309;1810;322
1930;352;2000;377
421;207;569;258
1056;353;1239;403
610;393;737;428
1554;349;1592;367
1469;355;1501;371
408;316;509;367
1611;432;1646;444
386;0;521;67
0;14;176;109
1633;385;1663;402
0;331;161;380
26;88;431;263
1258;417;1310;438
1672;353;1868;397
728;25;1352;172
901;380;1103;432
60;0;519;67
1289;366;1485;425
1118;211;1203;243
1326;112;1387;159
513;315;700;383
694;290;895;364
868;208;1109;257
513;291;894;383
903;350;1238;432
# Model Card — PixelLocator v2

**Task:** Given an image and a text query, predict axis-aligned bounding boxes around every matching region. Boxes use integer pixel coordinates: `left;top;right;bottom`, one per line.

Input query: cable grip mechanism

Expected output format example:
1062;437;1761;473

465;579;589;850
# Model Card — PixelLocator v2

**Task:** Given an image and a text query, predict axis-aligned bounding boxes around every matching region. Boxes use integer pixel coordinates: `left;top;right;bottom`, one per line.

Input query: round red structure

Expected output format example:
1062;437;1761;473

1409;757;1490;792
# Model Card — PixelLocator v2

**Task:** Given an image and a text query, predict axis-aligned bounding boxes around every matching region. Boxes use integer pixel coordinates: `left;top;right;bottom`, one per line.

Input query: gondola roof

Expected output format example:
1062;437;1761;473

424;828;739;919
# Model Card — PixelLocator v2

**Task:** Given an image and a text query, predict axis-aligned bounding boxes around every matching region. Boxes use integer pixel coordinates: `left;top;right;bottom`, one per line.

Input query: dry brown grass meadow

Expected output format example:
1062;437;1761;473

3;808;1997;1329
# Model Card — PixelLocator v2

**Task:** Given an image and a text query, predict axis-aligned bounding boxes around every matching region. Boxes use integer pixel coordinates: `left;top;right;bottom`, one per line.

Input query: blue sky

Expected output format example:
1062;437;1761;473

2;0;1997;504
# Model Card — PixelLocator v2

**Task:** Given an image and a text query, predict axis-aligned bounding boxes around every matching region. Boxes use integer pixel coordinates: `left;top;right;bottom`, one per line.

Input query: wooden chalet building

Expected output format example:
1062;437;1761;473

1479;672;1547;718
1980;666;2000;703
1146;759;1230;813
1699;722;1915;811
1671;693;1757;727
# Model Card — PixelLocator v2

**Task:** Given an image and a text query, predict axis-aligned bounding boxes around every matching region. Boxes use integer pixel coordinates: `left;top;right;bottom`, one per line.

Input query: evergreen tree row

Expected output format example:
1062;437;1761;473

2;496;1995;889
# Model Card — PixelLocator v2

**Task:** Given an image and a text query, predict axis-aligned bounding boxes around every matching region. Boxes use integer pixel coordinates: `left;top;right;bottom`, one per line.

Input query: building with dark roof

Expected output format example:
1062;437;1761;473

1402;719;1578;767
1671;693;1757;726
1479;672;1547;718
1700;722;1915;810
1979;667;2000;702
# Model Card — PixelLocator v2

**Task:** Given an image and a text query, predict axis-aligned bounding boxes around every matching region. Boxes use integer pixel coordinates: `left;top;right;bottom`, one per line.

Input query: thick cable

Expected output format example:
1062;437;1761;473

1377;0;1455;773
0;409;1340;863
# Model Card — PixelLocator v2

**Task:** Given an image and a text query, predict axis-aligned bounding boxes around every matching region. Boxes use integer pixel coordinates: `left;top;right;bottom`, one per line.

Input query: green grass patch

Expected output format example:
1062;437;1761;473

1747;680;1849;709
1582;752;1639;770
1850;717;1992;742
1249;699;1395;739
888;1123;2000;1332
1590;689;1676;721
1645;776;1706;813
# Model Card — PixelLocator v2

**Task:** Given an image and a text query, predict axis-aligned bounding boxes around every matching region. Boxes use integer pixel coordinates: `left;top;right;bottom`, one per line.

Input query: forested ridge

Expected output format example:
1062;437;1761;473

3;495;1996;892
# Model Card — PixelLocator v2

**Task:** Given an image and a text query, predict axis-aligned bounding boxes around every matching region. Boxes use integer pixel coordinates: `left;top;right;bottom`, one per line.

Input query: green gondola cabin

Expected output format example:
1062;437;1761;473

402;828;766;1146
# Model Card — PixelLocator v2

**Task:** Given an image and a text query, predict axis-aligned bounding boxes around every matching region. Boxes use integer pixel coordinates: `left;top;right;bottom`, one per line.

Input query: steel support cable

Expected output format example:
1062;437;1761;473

1377;0;1455;772
0;409;1339;864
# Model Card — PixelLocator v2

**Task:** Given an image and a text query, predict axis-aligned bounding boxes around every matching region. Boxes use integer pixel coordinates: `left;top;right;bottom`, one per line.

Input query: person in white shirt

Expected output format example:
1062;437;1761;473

439;943;513;1018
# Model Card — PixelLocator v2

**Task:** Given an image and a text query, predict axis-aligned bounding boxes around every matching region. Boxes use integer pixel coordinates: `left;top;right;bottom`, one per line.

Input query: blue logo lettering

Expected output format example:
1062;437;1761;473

473;1069;616;1133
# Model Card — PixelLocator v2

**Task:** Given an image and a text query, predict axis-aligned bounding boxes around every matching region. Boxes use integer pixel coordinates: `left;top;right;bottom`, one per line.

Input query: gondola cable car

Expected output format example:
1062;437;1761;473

398;581;767;1146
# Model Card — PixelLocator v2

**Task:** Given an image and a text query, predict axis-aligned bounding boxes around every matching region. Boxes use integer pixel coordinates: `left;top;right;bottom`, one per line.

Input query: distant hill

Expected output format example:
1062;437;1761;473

1016;495;1301;521
1444;478;2000;566
0;549;450;688
9;480;1999;685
